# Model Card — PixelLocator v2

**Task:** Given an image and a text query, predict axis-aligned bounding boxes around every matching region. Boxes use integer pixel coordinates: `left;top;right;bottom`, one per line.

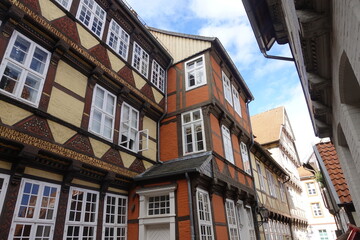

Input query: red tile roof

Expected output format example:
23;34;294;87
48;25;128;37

316;141;352;204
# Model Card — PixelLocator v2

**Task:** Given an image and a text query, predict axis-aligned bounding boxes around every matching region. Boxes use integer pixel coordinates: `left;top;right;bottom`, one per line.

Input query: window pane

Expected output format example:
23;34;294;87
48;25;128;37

30;47;48;74
0;63;22;94
10;36;30;64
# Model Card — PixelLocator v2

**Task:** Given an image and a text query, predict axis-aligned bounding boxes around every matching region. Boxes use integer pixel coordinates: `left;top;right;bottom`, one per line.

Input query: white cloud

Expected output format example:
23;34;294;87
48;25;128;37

190;0;246;20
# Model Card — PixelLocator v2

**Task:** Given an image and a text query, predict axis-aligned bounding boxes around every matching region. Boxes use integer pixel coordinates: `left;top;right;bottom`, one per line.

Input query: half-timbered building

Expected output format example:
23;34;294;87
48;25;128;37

0;0;171;239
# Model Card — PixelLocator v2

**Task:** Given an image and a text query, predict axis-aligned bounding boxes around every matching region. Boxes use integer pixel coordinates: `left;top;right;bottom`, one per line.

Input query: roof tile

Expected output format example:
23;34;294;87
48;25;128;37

316;141;352;204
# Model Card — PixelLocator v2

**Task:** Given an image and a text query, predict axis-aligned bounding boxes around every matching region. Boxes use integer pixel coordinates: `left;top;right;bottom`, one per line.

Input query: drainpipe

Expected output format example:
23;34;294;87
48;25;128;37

262;51;294;62
156;59;173;163
186;172;195;240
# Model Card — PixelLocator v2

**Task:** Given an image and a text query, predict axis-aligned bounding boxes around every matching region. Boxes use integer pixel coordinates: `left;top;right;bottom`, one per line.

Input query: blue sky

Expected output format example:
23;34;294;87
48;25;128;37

125;0;318;161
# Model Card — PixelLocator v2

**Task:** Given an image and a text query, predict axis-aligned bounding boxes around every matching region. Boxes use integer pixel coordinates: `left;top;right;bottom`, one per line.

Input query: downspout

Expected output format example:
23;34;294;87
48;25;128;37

246;98;262;239
186;172;195;240
157;58;173;163
262;51;294;62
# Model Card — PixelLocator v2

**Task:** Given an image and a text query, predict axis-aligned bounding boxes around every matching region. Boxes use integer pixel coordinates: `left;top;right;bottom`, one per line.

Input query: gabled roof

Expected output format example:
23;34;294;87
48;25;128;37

251;106;285;144
315;141;352;204
148;27;254;101
134;151;213;181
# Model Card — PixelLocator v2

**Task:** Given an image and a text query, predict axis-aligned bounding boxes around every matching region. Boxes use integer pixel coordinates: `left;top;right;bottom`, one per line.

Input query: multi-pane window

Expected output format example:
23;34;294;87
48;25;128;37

263;222;271;240
266;169;277;198
0;31;50;107
148;195;170;215
306;182;317;195
241;142;251;175
9;179;60;240
225;200;240;240
0;174;9;214
196;188;214;240
151;60;165;92
232;85;242;117
279;181;286;202
119;102;148;152
222;125;234;164
182;109;206;155
89;85;116;141
319;229;329;240
185;55;206;90
64;187;99;240
132;42;149;78
106;19;129;60
222;72;233;106
55;0;72;10
103;194;127;240
76;0;106;38
245;206;256;240
256;162;266;191
311;202;323;217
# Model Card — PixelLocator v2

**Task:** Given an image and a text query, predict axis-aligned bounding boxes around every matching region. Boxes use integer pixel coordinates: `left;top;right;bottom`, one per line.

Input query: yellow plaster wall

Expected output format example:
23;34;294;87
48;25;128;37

152;87;163;104
76;23;99;49
39;0;65;21
47;120;76;144
142;159;154;170
143;116;157;139
107;50;126;72
47;87;84;127
89;137;110;158
0;101;32;126
142;139;157;162
133;71;146;90
0;160;11;170
119;151;136;168
55;60;87;97
24;167;63;181
72;178;100;188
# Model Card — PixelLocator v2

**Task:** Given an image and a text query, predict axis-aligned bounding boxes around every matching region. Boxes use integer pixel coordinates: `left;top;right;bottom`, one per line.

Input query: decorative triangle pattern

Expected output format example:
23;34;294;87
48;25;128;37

101;148;124;167
64;134;94;156
51;16;80;44
129;158;146;173
15;115;54;141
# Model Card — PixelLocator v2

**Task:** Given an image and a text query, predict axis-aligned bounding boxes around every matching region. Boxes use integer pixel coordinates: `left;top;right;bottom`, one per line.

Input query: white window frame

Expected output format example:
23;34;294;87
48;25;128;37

245;206;256;240
319;229;329;240
232;85;242;117
106;19;130;61
196;188;214;240
89;84;116;141
137;185;177;240
222;71;233;106
256;162;266;192
225;199;240;240
119;102;148;152
311;202;323;217
76;0;106;38
9;178;61;240
241;142;251;175
266;169;277;198
222;125;234;164
263;222;271;240
0;31;51;107
185;55;206;91
151;60;166;92
64;187;99;240
279;181;286;202
182;108;206;155
306;181;317;195
102;193;128;240
55;0;73;10
132;42;149;78
0;173;9;214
